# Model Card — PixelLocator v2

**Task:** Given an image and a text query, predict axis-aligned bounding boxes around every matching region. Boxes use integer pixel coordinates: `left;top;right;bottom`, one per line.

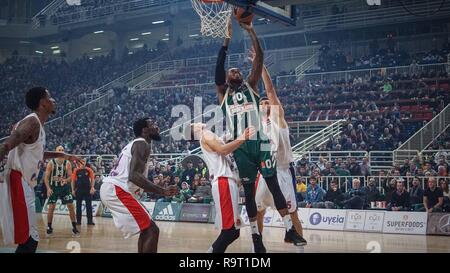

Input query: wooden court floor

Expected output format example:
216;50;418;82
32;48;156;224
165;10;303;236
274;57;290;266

0;214;449;253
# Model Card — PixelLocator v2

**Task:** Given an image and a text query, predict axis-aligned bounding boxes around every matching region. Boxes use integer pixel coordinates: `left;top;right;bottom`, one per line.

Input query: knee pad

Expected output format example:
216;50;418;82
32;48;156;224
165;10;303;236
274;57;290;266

264;176;287;210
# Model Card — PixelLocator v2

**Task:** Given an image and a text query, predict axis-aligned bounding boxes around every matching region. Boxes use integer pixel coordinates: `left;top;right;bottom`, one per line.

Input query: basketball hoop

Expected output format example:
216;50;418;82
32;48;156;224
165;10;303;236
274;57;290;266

190;0;232;38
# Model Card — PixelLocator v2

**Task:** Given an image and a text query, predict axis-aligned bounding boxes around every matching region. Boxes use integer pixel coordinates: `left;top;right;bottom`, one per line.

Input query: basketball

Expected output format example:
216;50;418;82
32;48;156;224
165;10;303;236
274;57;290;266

233;6;254;25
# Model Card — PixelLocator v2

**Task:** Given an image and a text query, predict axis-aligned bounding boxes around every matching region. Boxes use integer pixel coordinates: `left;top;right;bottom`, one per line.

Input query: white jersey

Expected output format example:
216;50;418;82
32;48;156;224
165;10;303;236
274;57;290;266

262;118;294;169
199;132;237;181
6;113;45;187
103;138;148;195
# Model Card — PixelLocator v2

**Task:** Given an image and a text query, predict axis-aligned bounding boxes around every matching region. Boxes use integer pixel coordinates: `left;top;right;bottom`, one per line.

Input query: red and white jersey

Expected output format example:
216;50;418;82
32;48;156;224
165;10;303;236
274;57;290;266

103;138;148;194
6;113;45;187
262;118;293;169
199;132;237;181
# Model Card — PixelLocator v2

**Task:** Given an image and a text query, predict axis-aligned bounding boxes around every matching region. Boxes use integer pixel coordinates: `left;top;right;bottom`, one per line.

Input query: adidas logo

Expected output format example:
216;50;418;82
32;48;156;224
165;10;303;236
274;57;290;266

155;204;176;221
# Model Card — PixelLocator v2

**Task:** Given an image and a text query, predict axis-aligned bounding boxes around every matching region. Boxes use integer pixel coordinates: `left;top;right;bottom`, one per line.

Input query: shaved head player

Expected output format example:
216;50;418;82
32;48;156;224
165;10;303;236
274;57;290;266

100;118;178;253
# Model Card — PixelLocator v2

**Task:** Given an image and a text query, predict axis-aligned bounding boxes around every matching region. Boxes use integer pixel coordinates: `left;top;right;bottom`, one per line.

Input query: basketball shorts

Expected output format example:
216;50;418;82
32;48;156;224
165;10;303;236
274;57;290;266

233;139;277;184
0;169;39;245
48;184;73;204
255;167;297;214
100;182;151;239
211;177;242;230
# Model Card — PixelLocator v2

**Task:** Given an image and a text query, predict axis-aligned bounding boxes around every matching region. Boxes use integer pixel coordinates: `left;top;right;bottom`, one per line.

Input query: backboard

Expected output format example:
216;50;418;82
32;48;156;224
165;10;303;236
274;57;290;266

224;0;297;26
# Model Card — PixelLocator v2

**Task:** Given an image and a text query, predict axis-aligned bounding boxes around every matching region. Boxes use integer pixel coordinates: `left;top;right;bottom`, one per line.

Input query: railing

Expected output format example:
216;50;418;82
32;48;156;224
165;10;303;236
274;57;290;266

421;149;450;162
292;119;345;160
368;151;394;174
306;151;369;164
303;0;450;32
395;103;450;158
276;62;449;85
51;0;186;26
32;0;65;28
301;175;449;196
44;89;115;128
288;120;333;139
295;51;319;80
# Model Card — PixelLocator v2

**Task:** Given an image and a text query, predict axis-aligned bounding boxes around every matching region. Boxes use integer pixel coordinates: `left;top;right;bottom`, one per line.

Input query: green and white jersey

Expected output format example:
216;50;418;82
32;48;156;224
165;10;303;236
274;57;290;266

220;81;262;140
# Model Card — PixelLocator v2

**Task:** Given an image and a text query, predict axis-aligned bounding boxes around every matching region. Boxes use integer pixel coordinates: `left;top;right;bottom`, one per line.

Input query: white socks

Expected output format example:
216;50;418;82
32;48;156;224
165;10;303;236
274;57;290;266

250;221;260;235
207;246;213;253
283;215;293;231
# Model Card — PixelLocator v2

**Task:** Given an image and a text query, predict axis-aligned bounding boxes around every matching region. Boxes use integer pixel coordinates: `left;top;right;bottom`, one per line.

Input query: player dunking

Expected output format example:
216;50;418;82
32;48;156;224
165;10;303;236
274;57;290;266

0;87;83;253
249;48;307;246
215;20;303;252
189;123;255;253
100;117;178;253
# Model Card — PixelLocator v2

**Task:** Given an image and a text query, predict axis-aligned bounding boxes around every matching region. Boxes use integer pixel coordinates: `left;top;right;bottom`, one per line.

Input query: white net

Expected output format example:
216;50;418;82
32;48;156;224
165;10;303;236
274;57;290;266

190;0;233;38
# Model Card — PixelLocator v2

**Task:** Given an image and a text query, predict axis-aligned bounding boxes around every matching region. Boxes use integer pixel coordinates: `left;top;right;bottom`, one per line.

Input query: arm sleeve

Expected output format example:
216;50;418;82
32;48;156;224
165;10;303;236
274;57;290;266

215;46;228;86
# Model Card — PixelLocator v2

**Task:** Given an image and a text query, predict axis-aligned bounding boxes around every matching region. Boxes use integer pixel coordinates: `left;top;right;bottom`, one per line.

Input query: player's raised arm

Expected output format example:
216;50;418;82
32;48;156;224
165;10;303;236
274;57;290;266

0;117;40;160
215;19;232;104
129;141;178;196
241;23;263;92
202;126;255;156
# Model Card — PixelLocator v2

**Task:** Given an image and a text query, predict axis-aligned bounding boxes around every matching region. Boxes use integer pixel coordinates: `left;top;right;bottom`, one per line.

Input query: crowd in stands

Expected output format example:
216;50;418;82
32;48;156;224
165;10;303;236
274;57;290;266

294;151;450;212
313;36;450;73
0;46;167;138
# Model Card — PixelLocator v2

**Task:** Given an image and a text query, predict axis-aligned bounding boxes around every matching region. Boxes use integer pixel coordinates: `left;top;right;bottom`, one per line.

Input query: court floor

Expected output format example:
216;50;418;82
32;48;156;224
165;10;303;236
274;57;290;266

0;214;449;253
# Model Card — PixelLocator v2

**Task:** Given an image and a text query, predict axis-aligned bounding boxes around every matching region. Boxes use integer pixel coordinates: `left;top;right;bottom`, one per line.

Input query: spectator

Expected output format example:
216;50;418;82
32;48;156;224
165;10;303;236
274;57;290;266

387;180;410;211
295;176;307;202
348;157;361;176
422;177;444;212
364;177;382;206
188;177;212;203
181;161;196;187
409;176;425;211
360;157;371;177
298;177;326;208
324;180;345;209
195;161;209;179
171;182;193;203
383;178;397;204
439;178;450;212
342;178;366;209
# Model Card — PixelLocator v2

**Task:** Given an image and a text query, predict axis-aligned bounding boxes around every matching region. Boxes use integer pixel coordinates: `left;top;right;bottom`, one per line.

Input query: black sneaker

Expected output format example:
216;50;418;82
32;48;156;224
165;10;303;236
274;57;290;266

46;226;53;236
252;233;266;253
284;228;307;246
72;227;80;237
87;222;95;226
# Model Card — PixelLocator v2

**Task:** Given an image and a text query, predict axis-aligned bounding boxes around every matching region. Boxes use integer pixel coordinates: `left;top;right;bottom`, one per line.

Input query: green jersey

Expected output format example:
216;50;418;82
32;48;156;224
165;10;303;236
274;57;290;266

49;159;69;187
221;81;262;140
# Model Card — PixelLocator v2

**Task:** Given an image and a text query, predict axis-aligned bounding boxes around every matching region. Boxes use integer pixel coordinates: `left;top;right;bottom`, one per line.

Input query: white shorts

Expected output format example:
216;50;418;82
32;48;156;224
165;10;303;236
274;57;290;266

255;168;297;214
211;177;242;230
0;169;39;246
100;182;152;239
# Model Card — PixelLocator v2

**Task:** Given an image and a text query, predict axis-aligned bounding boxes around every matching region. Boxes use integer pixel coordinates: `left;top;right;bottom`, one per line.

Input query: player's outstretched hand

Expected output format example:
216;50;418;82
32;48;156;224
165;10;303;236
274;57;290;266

239;22;253;31
238;126;256;141
164;185;179;196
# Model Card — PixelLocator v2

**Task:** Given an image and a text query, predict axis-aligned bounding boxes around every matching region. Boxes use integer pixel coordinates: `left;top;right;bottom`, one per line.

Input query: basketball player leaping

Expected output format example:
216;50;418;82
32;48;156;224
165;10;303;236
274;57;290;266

248;48;307;246
0;87;83;253
215;20;303;252
189;123;255;253
100;117;178;253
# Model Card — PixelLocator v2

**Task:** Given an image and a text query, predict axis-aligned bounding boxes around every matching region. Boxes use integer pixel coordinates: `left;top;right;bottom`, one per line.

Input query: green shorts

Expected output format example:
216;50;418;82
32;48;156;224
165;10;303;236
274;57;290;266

233;139;277;184
48;184;73;204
